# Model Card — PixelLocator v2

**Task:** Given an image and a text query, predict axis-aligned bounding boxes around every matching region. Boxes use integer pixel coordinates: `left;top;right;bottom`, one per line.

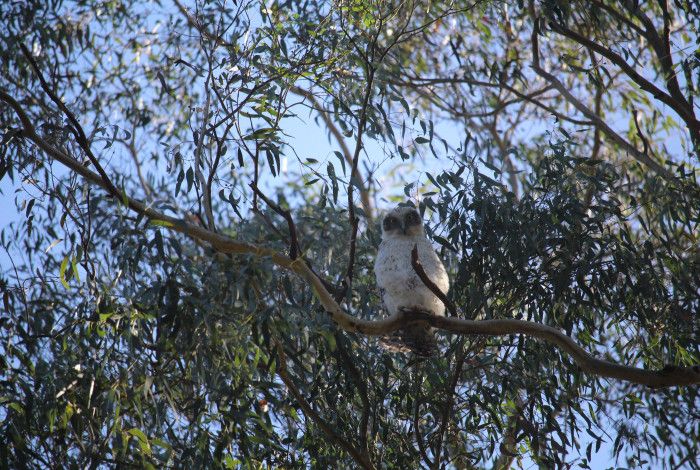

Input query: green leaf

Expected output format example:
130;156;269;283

71;256;81;283
59;255;70;290
150;219;174;227
128;428;152;456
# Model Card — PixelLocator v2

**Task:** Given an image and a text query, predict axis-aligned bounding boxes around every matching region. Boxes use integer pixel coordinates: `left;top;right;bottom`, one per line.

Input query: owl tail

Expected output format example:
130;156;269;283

380;325;438;357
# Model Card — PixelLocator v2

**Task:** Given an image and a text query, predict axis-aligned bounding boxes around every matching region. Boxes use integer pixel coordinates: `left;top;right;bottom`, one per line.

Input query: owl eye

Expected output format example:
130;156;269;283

405;210;421;226
383;216;399;231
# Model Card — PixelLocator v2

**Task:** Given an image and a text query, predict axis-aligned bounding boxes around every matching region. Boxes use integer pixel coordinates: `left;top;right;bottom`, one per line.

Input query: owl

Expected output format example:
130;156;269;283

374;204;450;356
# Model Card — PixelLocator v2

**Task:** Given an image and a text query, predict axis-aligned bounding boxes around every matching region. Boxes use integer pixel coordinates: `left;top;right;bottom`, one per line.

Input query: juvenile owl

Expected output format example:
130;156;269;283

374;204;450;356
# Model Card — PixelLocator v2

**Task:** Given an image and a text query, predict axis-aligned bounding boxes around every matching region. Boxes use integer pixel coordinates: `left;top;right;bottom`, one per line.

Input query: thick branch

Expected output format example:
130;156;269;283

2;88;698;390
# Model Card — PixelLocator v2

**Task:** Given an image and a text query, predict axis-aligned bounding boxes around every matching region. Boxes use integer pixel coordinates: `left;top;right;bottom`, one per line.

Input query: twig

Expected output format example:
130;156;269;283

527;11;676;181
410;245;457;316
492;396;527;470
632;107;652;158
413;381;435;468
289;85;373;219
194;60;216;231
334;333;371;456
432;342;466;470
387;75;593;126
337;66;375;303
249;183;300;260
546;17;699;150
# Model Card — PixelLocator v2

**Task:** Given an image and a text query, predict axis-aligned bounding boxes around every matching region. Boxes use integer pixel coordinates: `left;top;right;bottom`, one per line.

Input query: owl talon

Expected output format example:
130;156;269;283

398;306;433;318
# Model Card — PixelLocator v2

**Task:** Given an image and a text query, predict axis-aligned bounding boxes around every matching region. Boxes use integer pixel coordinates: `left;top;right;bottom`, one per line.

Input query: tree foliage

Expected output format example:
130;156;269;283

1;0;699;468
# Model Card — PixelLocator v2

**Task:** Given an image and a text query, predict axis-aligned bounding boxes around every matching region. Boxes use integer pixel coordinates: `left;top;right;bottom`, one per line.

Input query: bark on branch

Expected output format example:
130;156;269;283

2;88;698;390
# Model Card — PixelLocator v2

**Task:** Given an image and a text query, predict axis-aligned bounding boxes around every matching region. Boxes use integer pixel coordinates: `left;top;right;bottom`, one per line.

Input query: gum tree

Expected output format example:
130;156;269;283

1;0;699;468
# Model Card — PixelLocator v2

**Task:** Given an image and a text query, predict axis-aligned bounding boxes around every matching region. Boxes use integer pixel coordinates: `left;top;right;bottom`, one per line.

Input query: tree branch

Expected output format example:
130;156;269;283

387;75;594;126
2;88;698;391
249;183;300;260
492;395;527;470
547;19;699;139
19;44;122;200
194;62;216;231
528;17;677;180
413;380;435;468
432;342;466;470
410;245;456;316
626;1;694;117
336;66;375;303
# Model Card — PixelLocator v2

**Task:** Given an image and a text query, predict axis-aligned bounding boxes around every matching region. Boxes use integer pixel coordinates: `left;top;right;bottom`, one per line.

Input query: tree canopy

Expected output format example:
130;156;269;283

1;0;699;468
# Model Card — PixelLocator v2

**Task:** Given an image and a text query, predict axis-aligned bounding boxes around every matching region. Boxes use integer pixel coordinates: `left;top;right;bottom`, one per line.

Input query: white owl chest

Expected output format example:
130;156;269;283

374;236;449;317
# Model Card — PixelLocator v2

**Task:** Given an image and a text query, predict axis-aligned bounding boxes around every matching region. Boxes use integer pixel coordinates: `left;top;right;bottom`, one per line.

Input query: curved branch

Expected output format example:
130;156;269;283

547;19;699;141
2;88;698;391
411;244;456;315
19;44;122;200
387;75;594;126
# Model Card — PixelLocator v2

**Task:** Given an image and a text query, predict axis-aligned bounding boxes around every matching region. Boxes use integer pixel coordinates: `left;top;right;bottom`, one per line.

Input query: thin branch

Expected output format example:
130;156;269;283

413;381;435;468
410;245;456;316
275;342;375;470
632;107;652;158
249;183;300;260
334;333;371;456
337;66;375;303
492;396;526;470
194;58;216;231
547;20;699;137
625;1;694;117
19;44;121;200
387;75;594;126
432;342;467;470
2;88;699;390
589;0;646;36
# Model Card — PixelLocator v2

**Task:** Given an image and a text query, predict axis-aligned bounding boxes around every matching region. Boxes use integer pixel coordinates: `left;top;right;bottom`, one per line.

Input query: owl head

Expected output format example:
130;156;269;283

382;205;424;238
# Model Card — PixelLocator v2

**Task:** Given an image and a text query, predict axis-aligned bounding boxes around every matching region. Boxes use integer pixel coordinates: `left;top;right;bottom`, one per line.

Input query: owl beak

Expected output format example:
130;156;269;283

401;222;407;235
